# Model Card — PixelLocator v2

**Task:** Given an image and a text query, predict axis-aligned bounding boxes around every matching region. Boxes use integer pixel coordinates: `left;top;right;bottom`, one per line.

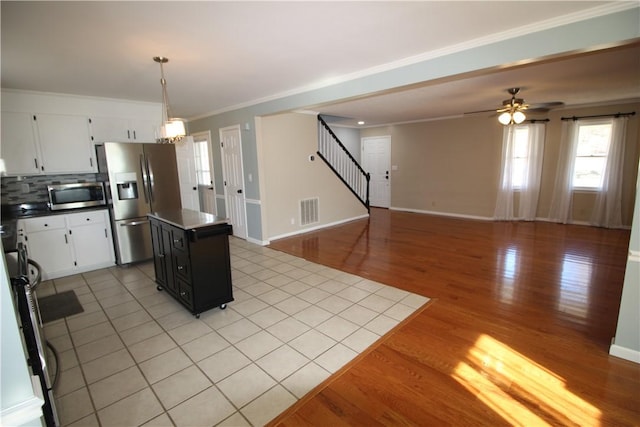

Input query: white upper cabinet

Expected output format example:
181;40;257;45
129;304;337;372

0;112;41;175
35;113;95;173
90;116;159;143
1;90;163;175
1;112;94;175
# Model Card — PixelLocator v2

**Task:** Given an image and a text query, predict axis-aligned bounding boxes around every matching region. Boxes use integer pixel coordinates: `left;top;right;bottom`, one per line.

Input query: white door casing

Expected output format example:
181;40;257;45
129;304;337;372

174;135;200;211
220;125;248;239
362;136;391;208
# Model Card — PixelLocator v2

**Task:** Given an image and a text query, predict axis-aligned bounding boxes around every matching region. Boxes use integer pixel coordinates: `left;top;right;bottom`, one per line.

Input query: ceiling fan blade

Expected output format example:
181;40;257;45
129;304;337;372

529;101;565;110
464;108;499;115
527;107;551;113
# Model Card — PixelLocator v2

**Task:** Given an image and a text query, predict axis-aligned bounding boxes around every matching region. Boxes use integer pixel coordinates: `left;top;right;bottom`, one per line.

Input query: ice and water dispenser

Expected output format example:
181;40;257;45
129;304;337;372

115;172;139;200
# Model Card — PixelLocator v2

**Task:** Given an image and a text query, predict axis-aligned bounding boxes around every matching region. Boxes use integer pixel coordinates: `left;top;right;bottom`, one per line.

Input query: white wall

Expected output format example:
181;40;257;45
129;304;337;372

1;250;44;426
610;158;640;363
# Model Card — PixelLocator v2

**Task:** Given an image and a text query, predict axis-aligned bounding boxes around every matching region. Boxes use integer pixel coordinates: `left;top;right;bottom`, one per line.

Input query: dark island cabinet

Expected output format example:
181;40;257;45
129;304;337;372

149;214;233;317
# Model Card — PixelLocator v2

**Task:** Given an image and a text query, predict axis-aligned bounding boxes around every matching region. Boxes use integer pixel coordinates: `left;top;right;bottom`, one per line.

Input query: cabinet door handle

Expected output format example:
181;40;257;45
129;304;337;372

173;238;182;245
180;291;186;297
104;228;108;238
133;130;137;140
64;234;68;244
127;130;131;139
177;265;184;271
158;253;165;258
34;158;38;169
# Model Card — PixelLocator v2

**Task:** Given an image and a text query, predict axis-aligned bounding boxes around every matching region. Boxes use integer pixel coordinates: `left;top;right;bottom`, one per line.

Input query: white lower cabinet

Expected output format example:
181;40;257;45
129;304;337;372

20;215;74;281
18;209;115;280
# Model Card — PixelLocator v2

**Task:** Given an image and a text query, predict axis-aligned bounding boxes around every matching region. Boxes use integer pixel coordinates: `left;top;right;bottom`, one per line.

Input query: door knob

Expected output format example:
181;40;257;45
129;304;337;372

237;189;243;194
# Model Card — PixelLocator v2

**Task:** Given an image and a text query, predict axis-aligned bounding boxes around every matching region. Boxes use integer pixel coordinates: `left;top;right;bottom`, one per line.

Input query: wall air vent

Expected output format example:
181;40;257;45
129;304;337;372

300;197;319;226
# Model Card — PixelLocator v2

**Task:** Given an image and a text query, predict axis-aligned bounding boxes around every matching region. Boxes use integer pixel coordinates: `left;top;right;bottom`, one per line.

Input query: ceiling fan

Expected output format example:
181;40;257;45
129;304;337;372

465;87;564;125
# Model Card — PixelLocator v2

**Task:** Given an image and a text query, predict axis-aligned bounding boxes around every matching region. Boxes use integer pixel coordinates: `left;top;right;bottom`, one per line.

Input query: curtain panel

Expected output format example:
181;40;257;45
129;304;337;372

549;117;628;228
591;116;628;228
494;123;546;221
548;120;579;223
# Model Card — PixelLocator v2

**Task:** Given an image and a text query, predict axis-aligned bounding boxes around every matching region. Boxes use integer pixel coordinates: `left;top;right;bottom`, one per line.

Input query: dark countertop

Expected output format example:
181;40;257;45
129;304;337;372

148;209;229;230
1;203;108;221
1;203;109;251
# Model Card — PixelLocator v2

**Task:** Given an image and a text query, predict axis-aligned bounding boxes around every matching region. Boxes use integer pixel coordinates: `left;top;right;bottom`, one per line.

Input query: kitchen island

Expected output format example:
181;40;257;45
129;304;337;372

148;209;233;317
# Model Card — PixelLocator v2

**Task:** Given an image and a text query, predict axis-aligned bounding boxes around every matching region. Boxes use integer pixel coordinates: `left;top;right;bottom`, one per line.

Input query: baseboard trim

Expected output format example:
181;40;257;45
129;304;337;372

269;214;370;242
246;236;270;246
609;342;640;364
389;206;492;222
388;208;632;229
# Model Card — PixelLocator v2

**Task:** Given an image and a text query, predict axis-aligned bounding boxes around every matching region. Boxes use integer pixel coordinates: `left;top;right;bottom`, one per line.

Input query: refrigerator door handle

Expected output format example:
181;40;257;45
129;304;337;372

139;154;150;203
145;156;155;203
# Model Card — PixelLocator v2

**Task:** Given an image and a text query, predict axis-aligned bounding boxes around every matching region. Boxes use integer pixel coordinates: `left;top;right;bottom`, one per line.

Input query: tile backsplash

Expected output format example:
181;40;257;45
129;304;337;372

1;174;98;205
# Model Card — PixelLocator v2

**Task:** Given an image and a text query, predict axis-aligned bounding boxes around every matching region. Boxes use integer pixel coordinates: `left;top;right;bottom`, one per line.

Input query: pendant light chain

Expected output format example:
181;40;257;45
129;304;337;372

159;60;172;123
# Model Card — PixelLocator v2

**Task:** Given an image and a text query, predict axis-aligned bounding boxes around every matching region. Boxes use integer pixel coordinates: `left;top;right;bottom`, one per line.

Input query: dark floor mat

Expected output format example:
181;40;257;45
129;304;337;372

37;290;84;324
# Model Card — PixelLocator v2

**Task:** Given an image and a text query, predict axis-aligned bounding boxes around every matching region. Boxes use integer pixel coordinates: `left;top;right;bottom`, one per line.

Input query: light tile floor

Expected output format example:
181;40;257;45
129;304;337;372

41;237;429;426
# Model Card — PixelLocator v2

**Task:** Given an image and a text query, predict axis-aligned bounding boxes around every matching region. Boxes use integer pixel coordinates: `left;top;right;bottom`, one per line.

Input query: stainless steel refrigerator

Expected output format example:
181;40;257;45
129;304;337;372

96;142;181;264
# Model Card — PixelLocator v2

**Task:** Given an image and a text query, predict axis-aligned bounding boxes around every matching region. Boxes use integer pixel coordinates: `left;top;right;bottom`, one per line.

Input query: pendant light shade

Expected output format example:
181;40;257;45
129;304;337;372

154;56;185;143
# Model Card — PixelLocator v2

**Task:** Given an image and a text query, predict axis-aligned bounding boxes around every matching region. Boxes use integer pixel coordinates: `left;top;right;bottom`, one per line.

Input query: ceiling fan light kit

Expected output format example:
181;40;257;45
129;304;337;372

463;88;562;122
497;87;528;125
154;56;186;143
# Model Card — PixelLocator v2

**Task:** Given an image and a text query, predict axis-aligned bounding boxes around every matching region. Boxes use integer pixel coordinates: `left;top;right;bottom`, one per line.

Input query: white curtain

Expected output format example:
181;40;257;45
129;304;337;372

591;116;628;228
548;120;579;223
494;123;546;221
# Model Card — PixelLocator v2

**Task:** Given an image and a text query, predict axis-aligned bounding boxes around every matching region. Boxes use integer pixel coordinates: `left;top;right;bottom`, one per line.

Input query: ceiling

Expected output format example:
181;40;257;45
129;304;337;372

2;1;639;127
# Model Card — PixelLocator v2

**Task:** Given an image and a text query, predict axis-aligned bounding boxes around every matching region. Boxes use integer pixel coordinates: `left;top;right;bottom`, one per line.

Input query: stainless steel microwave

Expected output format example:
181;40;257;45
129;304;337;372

47;182;106;211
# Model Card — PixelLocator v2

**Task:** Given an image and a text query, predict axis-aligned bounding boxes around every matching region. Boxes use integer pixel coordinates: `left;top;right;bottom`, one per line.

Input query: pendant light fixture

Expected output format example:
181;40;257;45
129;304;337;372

497;88;528;125
154;56;185;143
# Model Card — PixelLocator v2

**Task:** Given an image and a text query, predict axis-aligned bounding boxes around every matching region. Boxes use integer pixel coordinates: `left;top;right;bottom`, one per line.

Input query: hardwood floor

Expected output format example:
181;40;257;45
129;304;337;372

267;208;639;426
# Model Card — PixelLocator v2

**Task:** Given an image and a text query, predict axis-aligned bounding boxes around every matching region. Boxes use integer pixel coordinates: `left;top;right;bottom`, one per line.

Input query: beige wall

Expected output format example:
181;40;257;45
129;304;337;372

361;101;640;226
259;112;368;240
361;115;503;218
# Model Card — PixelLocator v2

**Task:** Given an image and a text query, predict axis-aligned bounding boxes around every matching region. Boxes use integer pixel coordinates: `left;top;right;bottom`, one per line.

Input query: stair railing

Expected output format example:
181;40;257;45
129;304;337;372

317;115;370;212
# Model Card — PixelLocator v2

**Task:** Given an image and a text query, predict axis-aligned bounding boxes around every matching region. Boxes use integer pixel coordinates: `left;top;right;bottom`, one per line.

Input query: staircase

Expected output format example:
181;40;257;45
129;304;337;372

317;115;370;212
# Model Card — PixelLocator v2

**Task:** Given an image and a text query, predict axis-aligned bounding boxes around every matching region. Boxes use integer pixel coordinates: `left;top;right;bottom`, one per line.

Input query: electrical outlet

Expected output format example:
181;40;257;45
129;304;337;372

290;218;295;225
21;183;30;193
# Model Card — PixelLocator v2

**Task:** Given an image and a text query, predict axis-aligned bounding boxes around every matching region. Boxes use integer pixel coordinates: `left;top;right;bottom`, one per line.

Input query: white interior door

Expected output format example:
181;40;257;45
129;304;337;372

362;136;391;208
220;125;247;239
174;136;200;211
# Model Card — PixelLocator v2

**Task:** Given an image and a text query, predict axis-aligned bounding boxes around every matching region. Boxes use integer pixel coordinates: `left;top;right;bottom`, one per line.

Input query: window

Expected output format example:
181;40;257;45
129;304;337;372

509;126;529;189
194;139;212;186
572;120;612;189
